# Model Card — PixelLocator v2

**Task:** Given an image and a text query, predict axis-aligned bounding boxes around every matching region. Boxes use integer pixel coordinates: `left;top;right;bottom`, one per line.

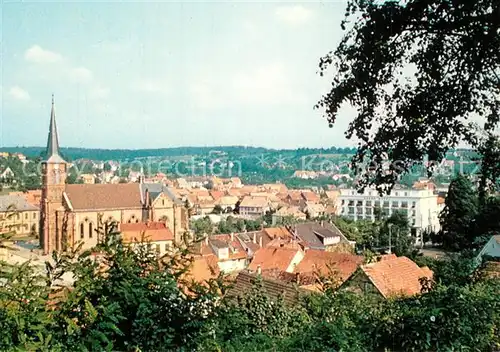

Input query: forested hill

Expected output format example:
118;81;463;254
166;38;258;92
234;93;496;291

0;146;358;161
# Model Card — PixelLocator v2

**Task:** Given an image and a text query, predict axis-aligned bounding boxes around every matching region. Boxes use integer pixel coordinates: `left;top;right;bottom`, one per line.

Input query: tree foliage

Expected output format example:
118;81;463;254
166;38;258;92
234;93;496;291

1;225;499;351
317;0;500;192
439;175;478;250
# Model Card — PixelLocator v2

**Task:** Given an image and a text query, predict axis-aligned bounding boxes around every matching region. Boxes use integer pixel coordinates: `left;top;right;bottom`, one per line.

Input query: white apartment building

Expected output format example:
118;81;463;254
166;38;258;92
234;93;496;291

337;187;441;236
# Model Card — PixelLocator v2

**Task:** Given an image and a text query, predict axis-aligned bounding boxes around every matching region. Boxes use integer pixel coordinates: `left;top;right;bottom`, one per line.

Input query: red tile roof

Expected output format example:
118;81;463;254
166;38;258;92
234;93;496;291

267;238;304;251
301;191;320;202
209;234;248;261
65;183;142;210
228;271;306;306
240;196;269;208
120;222;174;243
184;254;220;283
263;227;293;239
361;256;433;298
210;190;224;201
248;247;300;272
295;250;363;282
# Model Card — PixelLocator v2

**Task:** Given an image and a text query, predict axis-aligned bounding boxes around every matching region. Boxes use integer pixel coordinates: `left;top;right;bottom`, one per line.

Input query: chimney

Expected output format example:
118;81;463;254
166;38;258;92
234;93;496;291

230;233;234;241
259;236;263;248
295;272;300;284
321;220;324;227
257;264;262;275
205;237;209;246
253;233;257;244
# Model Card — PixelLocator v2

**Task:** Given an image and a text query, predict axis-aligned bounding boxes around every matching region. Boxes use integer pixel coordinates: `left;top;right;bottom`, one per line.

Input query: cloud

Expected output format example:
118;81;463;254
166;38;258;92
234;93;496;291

232;63;297;104
89;86;110;100
191;62;306;109
69;67;93;83
133;79;168;94
91;41;127;53
8;86;30;101
189;82;224;109
24;45;63;64
275;5;313;25
242;20;259;37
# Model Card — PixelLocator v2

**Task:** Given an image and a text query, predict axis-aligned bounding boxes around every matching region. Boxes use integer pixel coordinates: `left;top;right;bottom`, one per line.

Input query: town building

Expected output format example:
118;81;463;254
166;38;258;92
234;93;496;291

39;96;188;255
248;246;304;273
475;234;500;267
120;221;174;256
79;173;96;184
0;195;39;235
290;222;355;253
272;206;306;225
0;167;15;181
239;196;270;218
341;254;433;299
337;186;440;237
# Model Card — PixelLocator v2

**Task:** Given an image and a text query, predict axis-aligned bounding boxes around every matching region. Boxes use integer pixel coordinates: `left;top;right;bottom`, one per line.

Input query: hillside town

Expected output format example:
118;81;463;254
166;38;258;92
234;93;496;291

1;98;498;299
1;0;499;350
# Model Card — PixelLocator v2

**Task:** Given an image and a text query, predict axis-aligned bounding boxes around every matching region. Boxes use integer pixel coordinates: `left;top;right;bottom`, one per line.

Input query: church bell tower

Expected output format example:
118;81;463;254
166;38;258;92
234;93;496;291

40;95;67;255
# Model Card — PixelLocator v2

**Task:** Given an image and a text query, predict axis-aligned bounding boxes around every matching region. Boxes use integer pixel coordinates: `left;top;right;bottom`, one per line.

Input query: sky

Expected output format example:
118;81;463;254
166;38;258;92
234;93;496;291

0;1;357;150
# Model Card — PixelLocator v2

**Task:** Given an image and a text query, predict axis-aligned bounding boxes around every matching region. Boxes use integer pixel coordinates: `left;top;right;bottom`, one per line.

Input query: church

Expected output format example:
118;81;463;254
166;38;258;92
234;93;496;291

40;97;189;255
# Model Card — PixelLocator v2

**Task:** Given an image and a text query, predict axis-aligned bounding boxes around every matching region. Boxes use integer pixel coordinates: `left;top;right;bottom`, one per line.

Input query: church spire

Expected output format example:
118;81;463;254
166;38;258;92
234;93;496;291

45;94;65;163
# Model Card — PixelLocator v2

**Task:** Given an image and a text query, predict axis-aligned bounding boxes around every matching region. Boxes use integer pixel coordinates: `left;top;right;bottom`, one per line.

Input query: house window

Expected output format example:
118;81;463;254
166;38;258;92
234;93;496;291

162;200;165;206
33;213;36;219
16;214;20;220
80;223;85;239
165;243;170;251
25;213;28;220
156;244;161;254
89;223;93;239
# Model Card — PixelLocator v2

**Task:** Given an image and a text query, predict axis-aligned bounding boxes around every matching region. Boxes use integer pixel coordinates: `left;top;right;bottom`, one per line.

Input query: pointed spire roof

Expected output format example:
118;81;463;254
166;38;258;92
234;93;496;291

45;95;65;163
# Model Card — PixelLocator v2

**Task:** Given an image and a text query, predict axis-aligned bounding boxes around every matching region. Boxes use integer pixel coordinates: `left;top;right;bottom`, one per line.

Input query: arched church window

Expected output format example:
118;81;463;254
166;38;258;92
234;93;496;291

80;223;84;239
89;222;93;239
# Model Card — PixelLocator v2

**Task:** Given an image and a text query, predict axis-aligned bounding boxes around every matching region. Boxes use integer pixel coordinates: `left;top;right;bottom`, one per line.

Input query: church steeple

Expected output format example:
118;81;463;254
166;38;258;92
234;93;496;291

40;94;67;255
45;94;65;163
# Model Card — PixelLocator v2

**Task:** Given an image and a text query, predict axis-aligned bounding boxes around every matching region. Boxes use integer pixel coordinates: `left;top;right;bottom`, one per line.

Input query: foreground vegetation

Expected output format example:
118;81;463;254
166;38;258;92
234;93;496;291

0;228;498;352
